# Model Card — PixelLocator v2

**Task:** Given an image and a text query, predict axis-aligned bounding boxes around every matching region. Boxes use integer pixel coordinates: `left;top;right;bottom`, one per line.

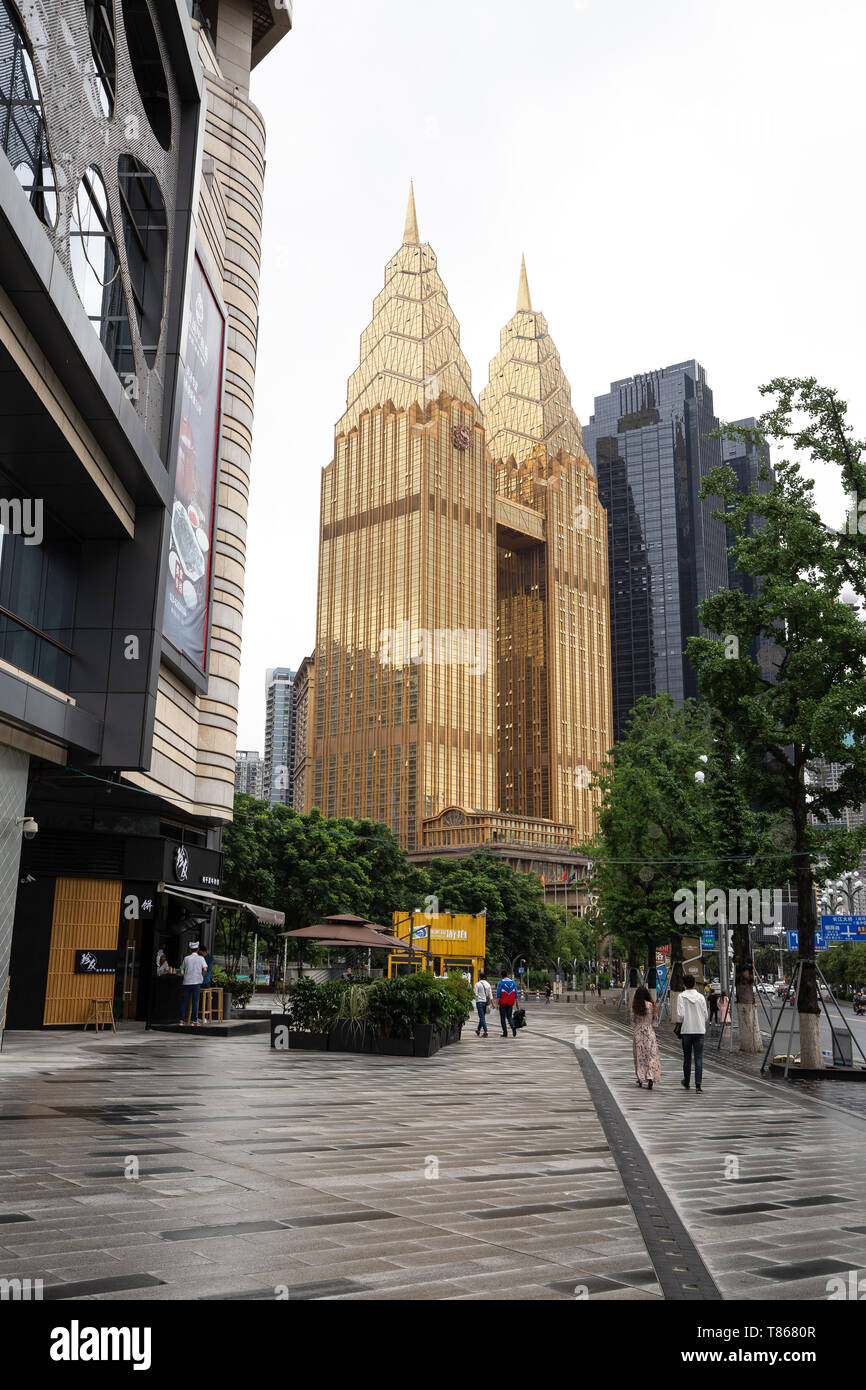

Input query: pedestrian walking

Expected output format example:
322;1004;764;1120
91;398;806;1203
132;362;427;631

675;973;708;1091
718;990;731;1045
497;969;519;1037
631;985;661;1089
474;972;492;1037
544;981;552;1005
707;988;719;1024
179;941;207;1027
596;978;603;998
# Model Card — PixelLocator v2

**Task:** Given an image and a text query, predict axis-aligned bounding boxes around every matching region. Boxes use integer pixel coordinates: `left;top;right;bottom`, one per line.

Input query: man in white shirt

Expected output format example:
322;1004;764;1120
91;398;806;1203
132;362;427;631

676;973;709;1091
474;972;493;1037
179;941;207;1027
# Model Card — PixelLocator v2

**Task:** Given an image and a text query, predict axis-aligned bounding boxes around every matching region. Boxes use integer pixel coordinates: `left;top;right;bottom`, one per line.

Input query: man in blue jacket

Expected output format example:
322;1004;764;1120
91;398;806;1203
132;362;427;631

497;969;519;1038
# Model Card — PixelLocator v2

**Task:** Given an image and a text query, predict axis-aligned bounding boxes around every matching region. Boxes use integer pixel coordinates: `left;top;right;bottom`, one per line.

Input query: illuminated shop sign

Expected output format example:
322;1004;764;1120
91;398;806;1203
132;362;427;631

163;254;225;671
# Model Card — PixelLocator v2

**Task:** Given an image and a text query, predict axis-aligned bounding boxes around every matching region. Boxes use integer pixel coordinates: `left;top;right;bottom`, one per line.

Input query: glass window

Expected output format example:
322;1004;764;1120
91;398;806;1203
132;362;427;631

0;475;79;691
0;0;57;226
85;0;116;117
123;0;172;150
69;165;135;378
117;155;166;366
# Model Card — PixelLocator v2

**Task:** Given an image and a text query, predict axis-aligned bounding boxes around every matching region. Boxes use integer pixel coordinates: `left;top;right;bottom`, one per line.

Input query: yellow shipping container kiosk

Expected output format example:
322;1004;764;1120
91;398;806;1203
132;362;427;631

387;912;487;984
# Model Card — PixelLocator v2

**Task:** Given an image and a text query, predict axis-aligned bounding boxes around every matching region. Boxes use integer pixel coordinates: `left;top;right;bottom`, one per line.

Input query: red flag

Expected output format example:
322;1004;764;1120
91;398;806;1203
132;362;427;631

562;869;567;883
540;873;546;887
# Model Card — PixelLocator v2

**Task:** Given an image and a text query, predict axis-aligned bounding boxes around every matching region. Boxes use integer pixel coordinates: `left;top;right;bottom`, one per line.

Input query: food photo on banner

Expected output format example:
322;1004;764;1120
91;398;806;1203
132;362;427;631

163;254;226;670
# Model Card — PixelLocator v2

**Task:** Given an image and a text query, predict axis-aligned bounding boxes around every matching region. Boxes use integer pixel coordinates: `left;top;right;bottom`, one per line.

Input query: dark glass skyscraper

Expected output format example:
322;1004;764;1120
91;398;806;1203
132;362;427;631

583;361;730;740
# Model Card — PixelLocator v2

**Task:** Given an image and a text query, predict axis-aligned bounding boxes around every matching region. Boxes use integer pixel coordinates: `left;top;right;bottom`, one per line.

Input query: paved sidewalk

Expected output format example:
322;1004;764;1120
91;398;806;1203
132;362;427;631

0;1021;661;1302
1;1005;863;1301
567;1004;866;1300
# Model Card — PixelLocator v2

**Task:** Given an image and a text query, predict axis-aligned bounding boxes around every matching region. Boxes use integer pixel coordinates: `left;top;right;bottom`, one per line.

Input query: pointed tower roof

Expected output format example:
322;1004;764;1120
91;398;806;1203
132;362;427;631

517;254;531;311
480;257;589;469
338;190;478;433
403;182;419;243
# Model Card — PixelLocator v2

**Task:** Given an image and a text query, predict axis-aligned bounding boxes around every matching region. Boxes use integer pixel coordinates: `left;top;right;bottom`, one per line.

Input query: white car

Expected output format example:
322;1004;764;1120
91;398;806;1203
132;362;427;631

755;982;776;995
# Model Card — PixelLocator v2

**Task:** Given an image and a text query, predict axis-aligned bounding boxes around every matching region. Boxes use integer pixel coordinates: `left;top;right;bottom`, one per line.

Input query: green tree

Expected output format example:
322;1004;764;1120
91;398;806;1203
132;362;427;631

692;717;775;1051
417;853;560;971
584;696;712;1000
222;800;420;975
689;377;866;1067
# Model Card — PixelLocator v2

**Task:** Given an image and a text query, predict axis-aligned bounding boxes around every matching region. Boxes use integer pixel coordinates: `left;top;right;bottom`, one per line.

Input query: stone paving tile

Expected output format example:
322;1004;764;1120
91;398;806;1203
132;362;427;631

4;1012;862;1301
0;1023;654;1301
568;1005;866;1301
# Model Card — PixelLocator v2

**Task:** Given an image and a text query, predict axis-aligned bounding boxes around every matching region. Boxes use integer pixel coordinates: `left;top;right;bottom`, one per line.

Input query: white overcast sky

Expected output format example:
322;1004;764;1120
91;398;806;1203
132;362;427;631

235;0;866;750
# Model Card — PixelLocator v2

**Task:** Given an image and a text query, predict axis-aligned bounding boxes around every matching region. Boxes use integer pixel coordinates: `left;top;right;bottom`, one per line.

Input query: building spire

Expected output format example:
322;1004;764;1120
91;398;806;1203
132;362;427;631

403;181;419;243
517;253;532;312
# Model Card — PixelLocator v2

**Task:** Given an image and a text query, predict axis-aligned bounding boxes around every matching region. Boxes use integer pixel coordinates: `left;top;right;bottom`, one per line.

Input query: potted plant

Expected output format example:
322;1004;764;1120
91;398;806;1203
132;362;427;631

330;981;373;1053
269;976;293;1048
365;978;416;1056
212;967;234;1019
283;977;338;1050
406;972;449;1056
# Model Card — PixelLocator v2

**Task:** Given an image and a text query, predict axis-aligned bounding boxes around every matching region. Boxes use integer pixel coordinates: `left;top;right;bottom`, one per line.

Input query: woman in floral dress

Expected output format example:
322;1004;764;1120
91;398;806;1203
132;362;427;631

632;985;661;1088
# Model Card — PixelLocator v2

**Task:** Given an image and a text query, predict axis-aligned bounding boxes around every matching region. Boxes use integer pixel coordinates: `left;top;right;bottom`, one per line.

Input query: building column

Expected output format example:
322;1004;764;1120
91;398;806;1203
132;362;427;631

0;745;29;1043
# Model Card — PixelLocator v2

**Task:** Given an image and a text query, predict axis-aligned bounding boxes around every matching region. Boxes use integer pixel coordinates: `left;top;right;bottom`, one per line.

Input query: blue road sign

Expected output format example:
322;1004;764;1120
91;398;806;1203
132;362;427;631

787;930;827;951
820;914;866;942
518;966;525;974
700;928;717;949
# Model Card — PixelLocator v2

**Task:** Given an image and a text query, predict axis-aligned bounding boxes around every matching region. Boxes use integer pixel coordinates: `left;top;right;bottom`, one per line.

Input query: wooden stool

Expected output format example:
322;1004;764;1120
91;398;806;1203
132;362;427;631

197;987;223;1024
83;998;115;1032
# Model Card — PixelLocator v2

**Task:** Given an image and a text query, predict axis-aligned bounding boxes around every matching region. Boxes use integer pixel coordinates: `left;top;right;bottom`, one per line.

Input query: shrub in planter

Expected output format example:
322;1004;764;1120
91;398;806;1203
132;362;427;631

365;978;417;1040
214;969;252;1011
286;976;341;1034
330;981;374;1052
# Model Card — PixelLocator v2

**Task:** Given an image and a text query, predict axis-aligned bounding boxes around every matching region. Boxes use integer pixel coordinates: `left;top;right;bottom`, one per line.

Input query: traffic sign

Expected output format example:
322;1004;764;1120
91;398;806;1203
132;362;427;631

786;929;827;951
700;928;717;949
820;914;866;941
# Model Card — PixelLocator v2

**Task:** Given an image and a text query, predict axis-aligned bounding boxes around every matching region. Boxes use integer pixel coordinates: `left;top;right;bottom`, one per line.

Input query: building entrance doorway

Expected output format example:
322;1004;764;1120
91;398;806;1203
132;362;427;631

115;918;142;1022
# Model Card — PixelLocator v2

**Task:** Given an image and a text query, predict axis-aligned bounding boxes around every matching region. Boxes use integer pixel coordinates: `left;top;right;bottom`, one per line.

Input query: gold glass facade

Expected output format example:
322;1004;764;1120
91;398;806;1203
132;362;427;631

483;263;613;846
308;205;611;853
312;193;496;849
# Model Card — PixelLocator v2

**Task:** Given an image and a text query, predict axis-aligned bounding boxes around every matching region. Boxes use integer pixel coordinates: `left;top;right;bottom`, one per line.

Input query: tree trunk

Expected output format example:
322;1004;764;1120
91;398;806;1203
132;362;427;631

795;767;817;1067
733;923;762;1053
669;931;684;1026
645;944;657;1000
794;762;822;1068
626;940;640;1008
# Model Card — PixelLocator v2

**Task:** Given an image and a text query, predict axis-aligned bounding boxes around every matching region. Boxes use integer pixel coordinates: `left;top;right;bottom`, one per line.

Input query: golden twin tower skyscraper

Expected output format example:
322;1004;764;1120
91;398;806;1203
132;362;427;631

305;187;612;855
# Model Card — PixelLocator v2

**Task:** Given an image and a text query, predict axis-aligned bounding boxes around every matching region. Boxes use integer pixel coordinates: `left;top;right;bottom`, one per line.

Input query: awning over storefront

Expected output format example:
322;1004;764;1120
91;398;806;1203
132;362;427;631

158;883;285;927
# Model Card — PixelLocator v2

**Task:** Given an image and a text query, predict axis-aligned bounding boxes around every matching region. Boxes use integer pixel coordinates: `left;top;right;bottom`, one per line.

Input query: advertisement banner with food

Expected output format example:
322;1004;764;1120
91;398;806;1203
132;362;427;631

163;255;225;670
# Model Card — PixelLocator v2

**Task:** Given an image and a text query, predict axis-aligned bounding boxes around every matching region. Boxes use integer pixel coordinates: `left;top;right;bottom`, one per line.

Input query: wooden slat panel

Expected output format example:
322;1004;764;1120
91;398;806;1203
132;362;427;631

43;879;121;1026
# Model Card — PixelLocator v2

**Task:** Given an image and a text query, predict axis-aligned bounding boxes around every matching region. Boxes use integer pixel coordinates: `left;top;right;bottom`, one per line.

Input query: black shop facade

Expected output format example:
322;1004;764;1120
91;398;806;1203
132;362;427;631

8;798;224;1030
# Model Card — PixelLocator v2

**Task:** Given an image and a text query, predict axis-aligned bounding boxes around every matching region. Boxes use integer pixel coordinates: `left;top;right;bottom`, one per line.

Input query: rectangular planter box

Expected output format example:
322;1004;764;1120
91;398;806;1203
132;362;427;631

370;1035;414;1056
413;1024;443;1057
271;1015;463;1058
289;1031;329;1051
328;1021;373;1053
270;1015;329;1051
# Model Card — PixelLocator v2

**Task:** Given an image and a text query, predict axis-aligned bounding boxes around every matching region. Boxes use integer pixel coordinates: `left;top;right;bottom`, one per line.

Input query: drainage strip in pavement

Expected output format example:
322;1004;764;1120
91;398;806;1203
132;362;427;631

546;1036;722;1301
